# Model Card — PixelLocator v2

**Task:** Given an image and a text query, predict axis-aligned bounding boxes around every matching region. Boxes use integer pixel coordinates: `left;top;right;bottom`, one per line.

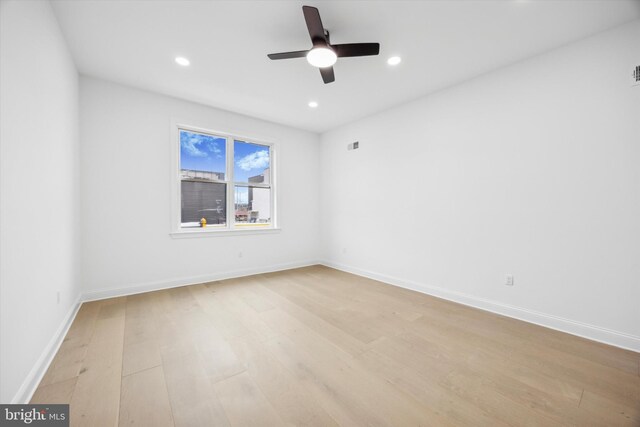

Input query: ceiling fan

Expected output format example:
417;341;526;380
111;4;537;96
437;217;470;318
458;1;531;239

267;5;380;84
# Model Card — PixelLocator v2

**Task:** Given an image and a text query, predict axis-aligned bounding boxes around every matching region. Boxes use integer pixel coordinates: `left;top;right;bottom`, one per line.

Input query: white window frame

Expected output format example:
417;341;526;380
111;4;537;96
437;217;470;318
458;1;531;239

170;121;279;238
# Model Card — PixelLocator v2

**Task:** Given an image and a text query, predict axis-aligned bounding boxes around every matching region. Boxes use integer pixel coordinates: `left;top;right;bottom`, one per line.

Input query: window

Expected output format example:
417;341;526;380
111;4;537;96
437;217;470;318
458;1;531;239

174;126;275;233
234;140;272;226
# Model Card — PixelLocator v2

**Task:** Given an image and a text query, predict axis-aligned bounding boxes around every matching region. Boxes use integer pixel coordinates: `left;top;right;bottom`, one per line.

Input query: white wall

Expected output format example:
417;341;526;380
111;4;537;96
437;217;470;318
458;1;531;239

0;0;81;402
79;77;321;298
320;20;640;349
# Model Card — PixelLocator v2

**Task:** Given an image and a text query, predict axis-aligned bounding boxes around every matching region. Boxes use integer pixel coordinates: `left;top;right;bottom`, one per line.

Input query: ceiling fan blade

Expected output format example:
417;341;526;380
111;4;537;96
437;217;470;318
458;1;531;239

319;66;335;84
333;43;380;58
267;50;309;60
302;6;327;45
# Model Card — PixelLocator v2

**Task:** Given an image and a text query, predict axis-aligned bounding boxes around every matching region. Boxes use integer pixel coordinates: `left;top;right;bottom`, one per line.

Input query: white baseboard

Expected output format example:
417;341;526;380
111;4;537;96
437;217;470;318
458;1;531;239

321;260;640;353
82;260;319;302
12;295;83;404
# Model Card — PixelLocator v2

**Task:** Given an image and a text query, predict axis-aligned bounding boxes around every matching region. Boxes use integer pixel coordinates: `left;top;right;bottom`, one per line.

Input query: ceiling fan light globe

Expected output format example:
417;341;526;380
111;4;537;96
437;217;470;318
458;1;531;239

306;47;337;68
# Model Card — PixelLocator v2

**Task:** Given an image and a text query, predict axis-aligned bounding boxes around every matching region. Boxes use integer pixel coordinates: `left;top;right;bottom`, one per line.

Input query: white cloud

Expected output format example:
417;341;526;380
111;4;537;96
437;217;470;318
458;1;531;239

181;135;207;157
208;142;222;154
181;134;222;158
236;150;269;171
207;141;223;158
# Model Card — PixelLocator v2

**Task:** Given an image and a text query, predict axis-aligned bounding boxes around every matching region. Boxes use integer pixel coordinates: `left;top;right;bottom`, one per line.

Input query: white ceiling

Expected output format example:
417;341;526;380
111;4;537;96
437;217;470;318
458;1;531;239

51;0;640;133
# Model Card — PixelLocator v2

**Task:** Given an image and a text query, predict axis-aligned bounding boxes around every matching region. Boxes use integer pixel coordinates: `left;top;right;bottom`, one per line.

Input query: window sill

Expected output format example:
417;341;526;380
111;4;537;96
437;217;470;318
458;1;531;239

170;227;281;239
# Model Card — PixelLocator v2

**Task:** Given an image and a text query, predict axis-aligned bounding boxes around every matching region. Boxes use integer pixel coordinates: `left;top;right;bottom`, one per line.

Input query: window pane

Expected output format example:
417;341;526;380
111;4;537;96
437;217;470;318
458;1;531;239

180;130;226;180
181;181;226;227
233;140;270;183
235;186;271;225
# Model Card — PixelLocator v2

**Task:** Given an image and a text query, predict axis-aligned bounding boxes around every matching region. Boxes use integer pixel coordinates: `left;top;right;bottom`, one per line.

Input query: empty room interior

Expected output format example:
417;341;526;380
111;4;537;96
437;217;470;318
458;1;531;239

1;0;640;425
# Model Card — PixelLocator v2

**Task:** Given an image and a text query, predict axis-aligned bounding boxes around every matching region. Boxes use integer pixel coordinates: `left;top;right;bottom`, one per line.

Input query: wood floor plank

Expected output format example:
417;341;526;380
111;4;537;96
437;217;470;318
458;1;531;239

69;300;126;427
121;289;165;379
405;313;586;407
356;348;509;427
265;331;455;427
119;366;174;427
202;283;280;342
262;274;383;344
248;279;369;356
38;302;101;387
212;371;284;427
260;308;456;426
228;336;339;427
161;346;231;427
578;388;640;426
524;324;640;376
122;338;162;377
188;284;264;341
30;377;77;404
157;290;232;427
410;300;640;409
29;267;639;427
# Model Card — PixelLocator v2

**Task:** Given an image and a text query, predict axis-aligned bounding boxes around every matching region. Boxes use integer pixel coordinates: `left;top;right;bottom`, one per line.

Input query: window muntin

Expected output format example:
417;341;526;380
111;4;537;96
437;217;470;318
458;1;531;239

177;128;274;231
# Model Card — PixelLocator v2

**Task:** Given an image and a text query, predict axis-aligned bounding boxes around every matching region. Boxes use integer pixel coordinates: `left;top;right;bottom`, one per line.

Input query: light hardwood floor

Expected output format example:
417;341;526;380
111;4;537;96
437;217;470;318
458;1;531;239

31;266;640;426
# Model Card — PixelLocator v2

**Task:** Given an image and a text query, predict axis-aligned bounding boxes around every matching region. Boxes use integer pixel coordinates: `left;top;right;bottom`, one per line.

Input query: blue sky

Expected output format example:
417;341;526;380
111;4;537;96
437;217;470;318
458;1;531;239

180;131;270;183
180;130;225;174
233;140;270;182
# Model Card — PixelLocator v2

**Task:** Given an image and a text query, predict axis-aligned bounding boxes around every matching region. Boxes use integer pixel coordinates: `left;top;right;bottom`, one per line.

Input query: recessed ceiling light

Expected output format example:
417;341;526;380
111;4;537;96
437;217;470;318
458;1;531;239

387;56;402;66
175;56;190;67
306;48;337;68
308;101;319;108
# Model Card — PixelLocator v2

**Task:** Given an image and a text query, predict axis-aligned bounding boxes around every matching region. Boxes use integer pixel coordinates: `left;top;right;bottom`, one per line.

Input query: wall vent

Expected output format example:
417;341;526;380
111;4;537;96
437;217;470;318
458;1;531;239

633;65;640;86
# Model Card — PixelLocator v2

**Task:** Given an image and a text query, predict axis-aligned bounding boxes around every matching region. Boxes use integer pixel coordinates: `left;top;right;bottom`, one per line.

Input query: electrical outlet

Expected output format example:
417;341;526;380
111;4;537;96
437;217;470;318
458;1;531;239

56;291;61;304
505;275;514;286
